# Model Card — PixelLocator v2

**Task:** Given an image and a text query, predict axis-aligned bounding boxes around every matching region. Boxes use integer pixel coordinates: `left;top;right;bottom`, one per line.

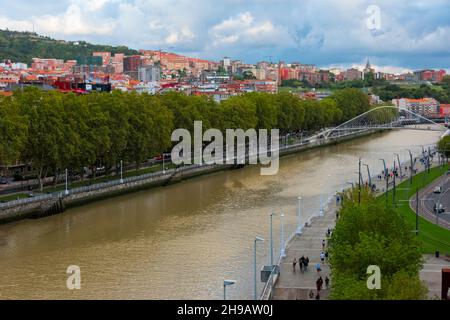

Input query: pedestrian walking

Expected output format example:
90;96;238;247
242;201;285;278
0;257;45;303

325;275;330;289
315;292;321;300
300;255;305;271
325;251;329;261
316;278;322;292
318;276;323;289
315;262;321;274
293;258;297;272
320;252;325;262
322;239;326;250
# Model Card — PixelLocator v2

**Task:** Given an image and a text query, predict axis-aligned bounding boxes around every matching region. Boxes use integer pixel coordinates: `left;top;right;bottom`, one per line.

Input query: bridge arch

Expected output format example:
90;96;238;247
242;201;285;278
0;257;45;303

312;106;448;140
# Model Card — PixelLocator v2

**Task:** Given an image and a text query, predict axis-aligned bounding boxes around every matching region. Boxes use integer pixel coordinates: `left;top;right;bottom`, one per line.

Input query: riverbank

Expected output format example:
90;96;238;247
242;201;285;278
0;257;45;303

0;129;379;224
269;157;449;300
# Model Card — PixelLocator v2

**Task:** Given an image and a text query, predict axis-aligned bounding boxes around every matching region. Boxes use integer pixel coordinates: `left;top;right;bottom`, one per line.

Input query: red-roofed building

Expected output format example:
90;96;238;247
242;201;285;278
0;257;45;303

93;52;112;66
440;104;450;116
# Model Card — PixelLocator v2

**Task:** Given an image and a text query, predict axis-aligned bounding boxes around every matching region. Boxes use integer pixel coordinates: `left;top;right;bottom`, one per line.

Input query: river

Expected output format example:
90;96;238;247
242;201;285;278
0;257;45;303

0;129;442;300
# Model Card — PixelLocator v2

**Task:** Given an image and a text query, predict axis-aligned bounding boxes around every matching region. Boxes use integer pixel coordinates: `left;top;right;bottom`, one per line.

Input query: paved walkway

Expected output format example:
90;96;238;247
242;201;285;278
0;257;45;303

272;159;439;300
272;201;336;300
420;254;450;299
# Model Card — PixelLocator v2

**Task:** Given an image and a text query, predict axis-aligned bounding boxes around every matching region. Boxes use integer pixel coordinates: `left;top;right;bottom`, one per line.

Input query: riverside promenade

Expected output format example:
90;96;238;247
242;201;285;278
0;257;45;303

270;157;446;300
272;200;336;300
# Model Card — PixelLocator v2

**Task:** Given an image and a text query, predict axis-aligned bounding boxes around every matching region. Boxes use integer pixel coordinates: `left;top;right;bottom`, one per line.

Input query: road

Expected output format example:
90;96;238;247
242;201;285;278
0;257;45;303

412;171;450;230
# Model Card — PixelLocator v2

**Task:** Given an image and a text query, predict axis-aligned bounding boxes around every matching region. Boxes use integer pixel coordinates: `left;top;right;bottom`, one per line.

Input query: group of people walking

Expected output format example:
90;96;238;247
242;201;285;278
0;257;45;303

292;237;332;299
292;255;310;272
309;275;330;300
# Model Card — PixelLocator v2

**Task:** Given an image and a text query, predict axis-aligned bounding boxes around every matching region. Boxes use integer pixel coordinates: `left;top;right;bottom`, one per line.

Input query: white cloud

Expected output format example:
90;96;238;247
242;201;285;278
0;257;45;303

0;0;449;68
0;16;33;32
0;2;116;36
34;4;116;35
165;27;195;45
210;12;289;48
212;12;253;32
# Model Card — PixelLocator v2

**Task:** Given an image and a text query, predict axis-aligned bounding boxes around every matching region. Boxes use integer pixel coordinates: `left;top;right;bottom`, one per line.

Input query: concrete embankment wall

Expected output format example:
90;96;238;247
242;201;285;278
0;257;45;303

0;129;378;224
0;163;233;224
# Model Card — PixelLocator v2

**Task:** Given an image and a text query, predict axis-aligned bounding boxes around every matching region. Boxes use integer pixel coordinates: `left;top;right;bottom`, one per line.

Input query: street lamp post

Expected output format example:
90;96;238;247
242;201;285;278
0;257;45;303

379;159;388;206
415;186;419;235
65;168;69;195
395;153;403;179
280;214;286;258
428;146;432;174
223;279;236;300
358;158;361;205
296;197;302;235
254;236;264;300
344;182;354;205
163;154;166;174
270;213;275;267
363;164;371;188
407;149;413;186
319;191;324;216
120;160;124;184
393;160;397;206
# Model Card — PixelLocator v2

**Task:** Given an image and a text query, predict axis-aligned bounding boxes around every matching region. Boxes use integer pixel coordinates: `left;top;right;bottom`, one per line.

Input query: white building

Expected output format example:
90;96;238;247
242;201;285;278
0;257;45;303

138;65;161;83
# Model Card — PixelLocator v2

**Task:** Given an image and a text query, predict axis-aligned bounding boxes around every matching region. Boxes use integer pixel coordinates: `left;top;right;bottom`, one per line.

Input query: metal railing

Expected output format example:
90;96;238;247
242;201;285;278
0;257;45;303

0;163;217;210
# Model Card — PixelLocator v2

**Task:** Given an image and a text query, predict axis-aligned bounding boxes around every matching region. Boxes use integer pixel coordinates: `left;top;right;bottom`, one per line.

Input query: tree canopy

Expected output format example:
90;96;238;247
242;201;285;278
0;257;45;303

0;87;371;190
437;135;450;159
329;188;427;300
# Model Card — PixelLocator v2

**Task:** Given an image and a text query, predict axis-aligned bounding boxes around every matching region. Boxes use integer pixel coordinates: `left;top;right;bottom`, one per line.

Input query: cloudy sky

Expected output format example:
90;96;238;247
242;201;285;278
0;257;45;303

1;0;450;72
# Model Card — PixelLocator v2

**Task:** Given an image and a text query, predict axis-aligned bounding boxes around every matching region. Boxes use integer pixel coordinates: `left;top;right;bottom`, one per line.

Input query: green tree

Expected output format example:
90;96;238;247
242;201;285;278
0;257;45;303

19;88;66;190
331;88;370;121
385;271;428;300
437;135;450;159
125;93;173;168
245;93;278;130
84;93;112;180
0;95;28;171
329;189;425;300
275;92;305;133
100;91;130;174
220;96;258;130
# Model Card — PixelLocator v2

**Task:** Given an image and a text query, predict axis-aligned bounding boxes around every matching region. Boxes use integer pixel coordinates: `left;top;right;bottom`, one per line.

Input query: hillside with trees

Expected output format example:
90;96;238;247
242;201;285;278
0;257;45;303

0;29;139;64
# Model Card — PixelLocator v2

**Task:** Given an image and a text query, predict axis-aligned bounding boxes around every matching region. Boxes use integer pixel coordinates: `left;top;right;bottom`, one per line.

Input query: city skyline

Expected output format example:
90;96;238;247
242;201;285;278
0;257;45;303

1;0;450;72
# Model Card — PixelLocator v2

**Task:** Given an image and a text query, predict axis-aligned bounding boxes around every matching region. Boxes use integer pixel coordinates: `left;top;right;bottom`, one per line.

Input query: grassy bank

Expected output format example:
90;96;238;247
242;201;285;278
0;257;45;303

381;164;450;254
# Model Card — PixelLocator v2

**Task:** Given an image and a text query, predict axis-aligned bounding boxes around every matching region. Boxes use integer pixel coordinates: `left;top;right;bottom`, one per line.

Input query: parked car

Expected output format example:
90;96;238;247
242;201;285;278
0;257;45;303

154;154;172;161
0;177;8;184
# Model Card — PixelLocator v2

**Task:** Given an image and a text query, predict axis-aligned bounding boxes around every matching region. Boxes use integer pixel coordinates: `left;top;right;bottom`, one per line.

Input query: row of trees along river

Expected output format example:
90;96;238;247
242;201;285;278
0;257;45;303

0;87;374;190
